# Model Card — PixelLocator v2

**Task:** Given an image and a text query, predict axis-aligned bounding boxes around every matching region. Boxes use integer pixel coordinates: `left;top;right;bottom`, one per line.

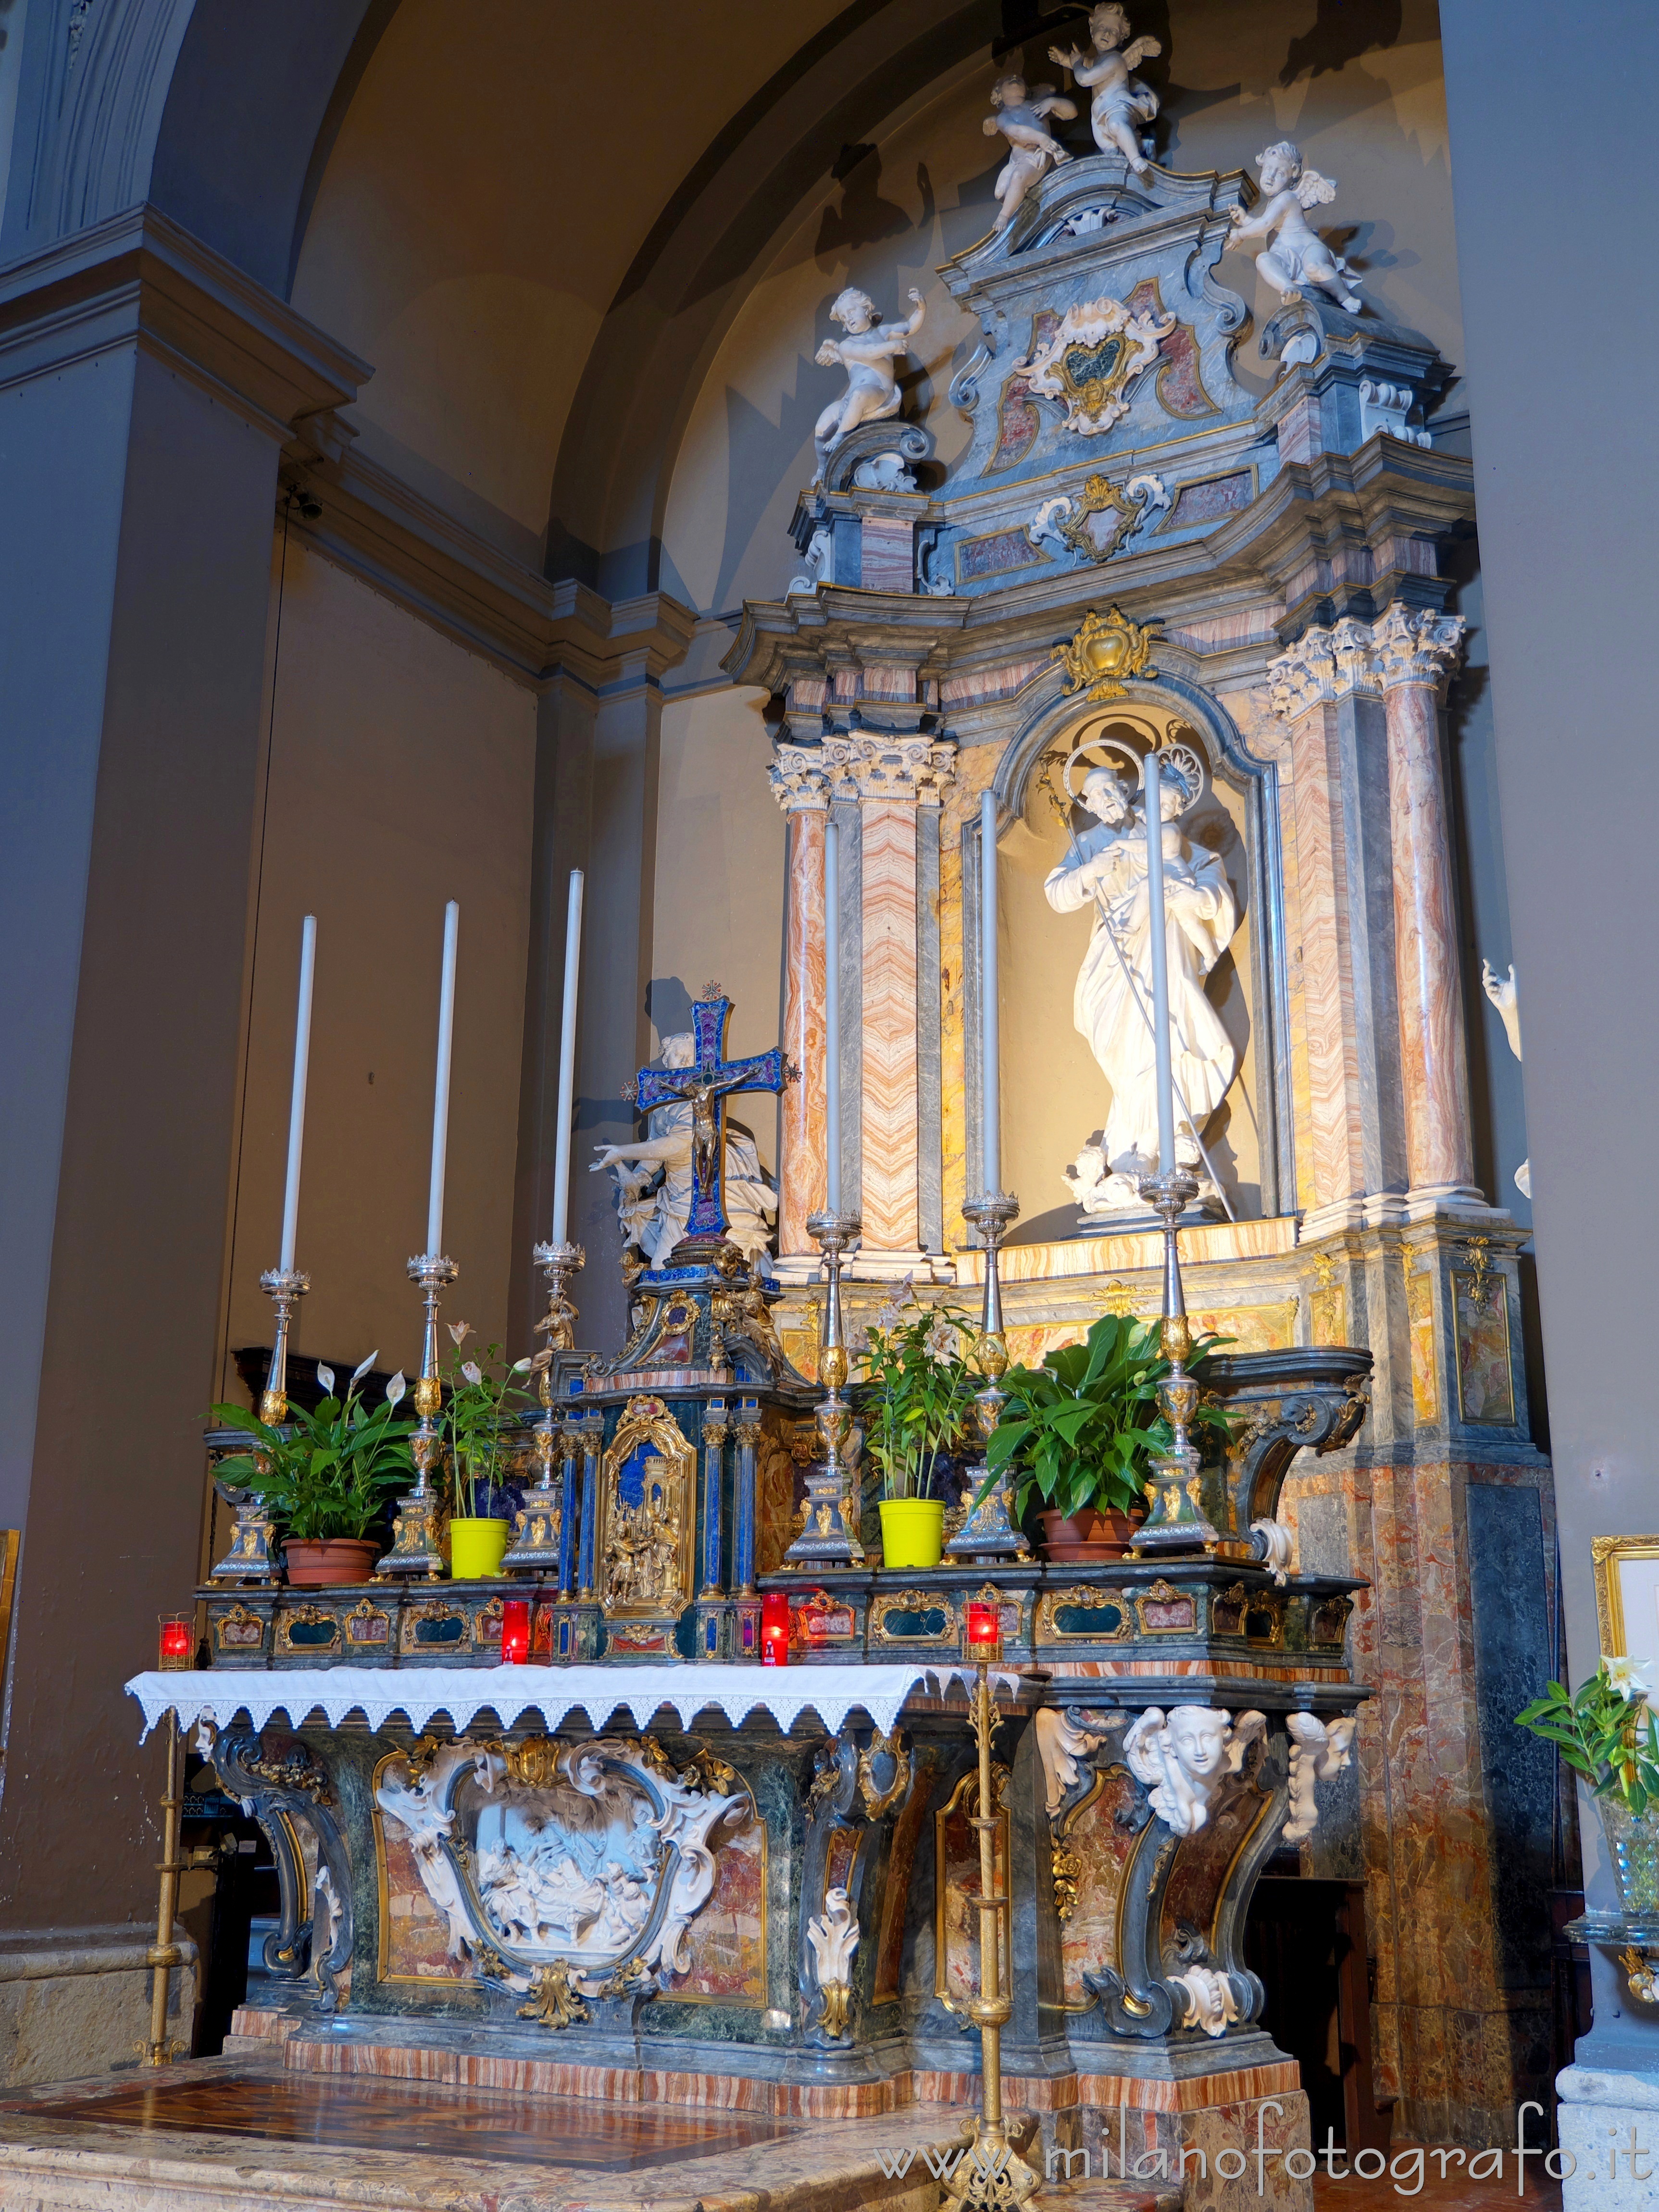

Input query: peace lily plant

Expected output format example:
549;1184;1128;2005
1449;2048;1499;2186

212;1353;414;1544
1517;1656;1659;1914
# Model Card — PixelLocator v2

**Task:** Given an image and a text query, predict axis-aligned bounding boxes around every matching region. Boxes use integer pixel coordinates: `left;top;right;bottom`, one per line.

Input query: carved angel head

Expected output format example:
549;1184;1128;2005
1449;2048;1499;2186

987;71;1029;111
1257;140;1302;192
829;287;878;334
1166;1706;1232;1777
1088;2;1132;50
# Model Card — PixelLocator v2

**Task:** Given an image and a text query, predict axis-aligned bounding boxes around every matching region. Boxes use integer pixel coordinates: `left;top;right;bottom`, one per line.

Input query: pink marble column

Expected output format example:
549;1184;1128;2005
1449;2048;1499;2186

860;800;920;1252
1374;607;1478;1203
768;755;829;1256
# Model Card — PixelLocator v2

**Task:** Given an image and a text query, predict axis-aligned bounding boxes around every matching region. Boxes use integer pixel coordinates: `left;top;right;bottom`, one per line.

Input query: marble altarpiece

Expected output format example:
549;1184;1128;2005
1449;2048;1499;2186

725;120;1552;2149
143;92;1553;2198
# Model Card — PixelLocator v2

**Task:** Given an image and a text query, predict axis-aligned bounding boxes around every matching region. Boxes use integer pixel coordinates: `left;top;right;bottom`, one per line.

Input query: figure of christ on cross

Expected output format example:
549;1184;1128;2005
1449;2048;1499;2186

595;987;798;1267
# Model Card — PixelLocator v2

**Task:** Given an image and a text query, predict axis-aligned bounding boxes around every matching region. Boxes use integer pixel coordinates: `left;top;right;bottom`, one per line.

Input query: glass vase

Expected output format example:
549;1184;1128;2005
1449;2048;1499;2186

1597;1793;1659;1915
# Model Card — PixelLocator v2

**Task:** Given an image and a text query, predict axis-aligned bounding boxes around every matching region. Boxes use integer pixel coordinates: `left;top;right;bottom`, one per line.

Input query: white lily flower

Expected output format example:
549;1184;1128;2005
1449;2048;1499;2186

462;1360;483;1386
511;1356;534;1372
1605;1655;1655;1702
448;1321;472;1346
386;1372;407;1407
315;1362;336;1397
351;1351;378;1383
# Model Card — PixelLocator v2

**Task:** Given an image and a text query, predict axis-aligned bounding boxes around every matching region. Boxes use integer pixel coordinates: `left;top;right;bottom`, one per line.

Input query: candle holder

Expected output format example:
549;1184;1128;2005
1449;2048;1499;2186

531;1238;585;1356
1131;1167;1221;1556
210;1265;308;1584
761;1590;791;1665
783;1210;866;1567
157;1615;194;1671
376;1254;458;1579
501;1358;565;1578
500;1597;531;1664
940;1637;1039;2212
947;1194;1031;1565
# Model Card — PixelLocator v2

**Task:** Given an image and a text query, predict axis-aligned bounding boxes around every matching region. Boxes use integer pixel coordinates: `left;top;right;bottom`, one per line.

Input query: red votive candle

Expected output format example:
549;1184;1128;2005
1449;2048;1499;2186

501;1599;531;1665
965;1601;1001;1657
158;1616;193;1671
761;1591;790;1666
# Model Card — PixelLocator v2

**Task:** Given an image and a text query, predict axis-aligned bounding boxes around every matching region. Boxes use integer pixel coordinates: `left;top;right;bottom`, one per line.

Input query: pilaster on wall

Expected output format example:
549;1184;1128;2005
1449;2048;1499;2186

769;726;955;1276
1269;605;1485;1236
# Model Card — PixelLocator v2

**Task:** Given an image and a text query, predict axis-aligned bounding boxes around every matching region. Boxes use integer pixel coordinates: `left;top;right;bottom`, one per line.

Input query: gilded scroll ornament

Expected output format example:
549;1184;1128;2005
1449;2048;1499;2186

1052;605;1160;702
517;1959;589;2029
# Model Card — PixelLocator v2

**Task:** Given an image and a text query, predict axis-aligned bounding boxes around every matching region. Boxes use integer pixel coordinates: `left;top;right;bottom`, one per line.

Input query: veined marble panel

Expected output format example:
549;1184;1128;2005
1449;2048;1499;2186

860;803;920;1250
779;809;827;1253
1287;703;1367;1212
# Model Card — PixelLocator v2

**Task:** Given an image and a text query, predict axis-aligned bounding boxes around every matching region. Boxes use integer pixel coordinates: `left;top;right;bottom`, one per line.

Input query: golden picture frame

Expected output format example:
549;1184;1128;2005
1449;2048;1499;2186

1592;1535;1659;1668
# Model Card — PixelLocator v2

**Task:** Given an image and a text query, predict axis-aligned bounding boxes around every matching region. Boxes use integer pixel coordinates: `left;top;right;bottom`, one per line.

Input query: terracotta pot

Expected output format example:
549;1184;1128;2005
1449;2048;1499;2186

283;1538;379;1588
1036;1506;1140;1563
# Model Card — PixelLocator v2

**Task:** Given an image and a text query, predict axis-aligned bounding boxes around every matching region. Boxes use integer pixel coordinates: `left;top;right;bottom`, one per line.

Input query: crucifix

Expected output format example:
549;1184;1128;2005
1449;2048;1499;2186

627;986;798;1264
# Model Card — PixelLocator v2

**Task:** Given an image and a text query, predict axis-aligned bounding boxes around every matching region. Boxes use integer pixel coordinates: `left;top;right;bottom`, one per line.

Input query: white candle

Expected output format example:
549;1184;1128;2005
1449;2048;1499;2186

979;790;1000;1196
550;870;585;1243
1143;752;1177;1175
278;915;317;1272
426;901;460;1255
824;817;841;1212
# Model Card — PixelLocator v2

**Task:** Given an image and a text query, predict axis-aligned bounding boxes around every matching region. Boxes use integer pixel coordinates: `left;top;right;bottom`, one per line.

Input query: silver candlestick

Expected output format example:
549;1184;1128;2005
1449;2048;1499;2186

1131;1166;1221;1554
501;1354;566;1578
211;1265;308;1584
376;1253;457;1578
948;1193;1030;1563
784;1209;865;1567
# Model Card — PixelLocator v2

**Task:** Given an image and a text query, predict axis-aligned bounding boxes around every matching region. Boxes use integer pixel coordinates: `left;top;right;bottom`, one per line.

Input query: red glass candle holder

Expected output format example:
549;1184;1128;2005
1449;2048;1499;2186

501;1598;531;1665
761;1591;790;1667
158;1615;194;1672
964;1600;1002;1663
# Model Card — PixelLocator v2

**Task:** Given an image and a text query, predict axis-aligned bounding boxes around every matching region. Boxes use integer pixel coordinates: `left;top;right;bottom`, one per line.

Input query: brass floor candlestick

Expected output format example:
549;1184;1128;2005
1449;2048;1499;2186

945;1637;1039;2210
783;1209;864;1566
377;1253;457;1578
143;1715;188;2065
211;1265;306;1583
1132;1167;1221;1554
948;1193;1029;1563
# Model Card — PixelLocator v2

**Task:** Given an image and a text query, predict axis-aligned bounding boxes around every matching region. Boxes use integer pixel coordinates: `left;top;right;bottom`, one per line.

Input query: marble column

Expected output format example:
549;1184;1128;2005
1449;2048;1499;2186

768;755;830;1257
1372;606;1481;1209
824;729;956;1272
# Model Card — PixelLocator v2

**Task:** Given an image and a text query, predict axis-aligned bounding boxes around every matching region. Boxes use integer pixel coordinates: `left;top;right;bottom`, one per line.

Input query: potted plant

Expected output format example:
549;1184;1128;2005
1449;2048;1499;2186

442;1326;536;1580
1517;1657;1659;1914
981;1311;1233;1560
859;1290;983;1570
211;1355;415;1585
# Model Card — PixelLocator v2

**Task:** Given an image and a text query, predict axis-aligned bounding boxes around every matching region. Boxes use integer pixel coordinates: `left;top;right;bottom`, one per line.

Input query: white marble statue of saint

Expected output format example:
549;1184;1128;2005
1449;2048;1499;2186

1045;762;1240;1212
590;1031;777;1268
1048;3;1160;174
811;286;925;478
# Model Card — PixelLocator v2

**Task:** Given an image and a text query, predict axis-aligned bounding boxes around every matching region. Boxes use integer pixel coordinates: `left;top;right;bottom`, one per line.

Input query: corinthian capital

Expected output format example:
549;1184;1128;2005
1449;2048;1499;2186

823;730;958;806
768;747;832;813
1371;605;1466;698
1267;616;1381;719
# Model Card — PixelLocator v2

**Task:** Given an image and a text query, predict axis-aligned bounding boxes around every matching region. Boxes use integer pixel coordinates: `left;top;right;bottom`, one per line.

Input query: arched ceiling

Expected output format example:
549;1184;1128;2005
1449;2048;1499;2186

289;0;891;567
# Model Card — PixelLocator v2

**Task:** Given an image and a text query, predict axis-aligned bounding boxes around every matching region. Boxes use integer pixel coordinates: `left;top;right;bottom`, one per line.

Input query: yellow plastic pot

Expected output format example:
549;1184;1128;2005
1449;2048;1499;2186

878;1497;945;1569
449;1516;510;1580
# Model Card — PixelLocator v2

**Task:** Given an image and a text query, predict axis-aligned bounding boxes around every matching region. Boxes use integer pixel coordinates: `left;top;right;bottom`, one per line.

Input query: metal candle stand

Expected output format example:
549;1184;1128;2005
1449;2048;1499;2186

210;1265;307;1584
944;1619;1041;2211
1131;1165;1222;1555
500;1242;585;1578
783;1209;865;1567
377;1253;458;1578
947;1193;1030;1564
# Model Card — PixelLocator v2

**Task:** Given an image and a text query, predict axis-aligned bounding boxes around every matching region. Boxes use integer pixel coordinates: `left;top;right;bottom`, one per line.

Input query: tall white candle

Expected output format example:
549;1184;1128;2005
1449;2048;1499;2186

824;818;841;1212
278;914;317;1272
1143;751;1178;1175
979;789;1000;1196
550;870;585;1244
426;901;460;1255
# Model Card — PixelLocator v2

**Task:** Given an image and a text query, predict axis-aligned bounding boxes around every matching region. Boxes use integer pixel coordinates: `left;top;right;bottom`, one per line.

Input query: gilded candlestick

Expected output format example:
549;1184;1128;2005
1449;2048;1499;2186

376;1253;457;1578
948;1193;1029;1563
1130;1166;1221;1554
784;1209;864;1566
210;1265;307;1584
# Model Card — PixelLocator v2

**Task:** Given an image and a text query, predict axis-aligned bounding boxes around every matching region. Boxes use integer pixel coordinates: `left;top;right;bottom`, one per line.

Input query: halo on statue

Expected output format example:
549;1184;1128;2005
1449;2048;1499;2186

1044;716;1210;824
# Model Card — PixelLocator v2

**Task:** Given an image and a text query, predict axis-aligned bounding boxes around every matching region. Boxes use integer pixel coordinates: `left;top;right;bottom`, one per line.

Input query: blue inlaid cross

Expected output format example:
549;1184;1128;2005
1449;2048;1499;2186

630;989;797;1250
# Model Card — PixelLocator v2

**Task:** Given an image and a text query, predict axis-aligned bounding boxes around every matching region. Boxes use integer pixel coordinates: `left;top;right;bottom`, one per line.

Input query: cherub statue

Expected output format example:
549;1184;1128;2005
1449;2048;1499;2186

1123;1705;1266;1836
1049;3;1160;174
982;71;1077;234
811;286;925;478
1228;140;1361;314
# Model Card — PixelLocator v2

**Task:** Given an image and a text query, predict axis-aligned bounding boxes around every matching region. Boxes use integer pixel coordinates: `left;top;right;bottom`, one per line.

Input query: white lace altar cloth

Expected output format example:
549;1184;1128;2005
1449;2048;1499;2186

124;1662;1022;1743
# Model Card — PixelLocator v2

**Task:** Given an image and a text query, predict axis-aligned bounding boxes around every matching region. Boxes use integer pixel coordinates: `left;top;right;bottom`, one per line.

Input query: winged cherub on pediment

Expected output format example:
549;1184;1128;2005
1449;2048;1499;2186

982;70;1077;234
1049;2;1161;174
1229;140;1362;314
